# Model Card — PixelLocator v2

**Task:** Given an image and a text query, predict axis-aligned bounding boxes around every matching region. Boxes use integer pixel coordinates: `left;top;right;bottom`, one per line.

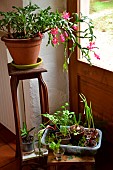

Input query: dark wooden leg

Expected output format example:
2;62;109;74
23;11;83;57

85;163;95;170
10;76;22;160
38;74;49;123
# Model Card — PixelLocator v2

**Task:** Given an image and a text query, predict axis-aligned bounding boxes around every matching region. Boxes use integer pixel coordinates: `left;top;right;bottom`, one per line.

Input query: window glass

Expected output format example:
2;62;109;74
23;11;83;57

80;0;113;71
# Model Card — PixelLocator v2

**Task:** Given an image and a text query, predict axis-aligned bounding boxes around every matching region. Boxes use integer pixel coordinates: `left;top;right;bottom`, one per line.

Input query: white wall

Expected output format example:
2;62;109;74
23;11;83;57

0;0;23;133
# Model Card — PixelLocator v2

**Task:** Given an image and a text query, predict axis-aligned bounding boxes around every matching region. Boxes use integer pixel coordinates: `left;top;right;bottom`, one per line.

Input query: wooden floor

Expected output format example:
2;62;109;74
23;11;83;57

0;123;113;170
0;123;20;170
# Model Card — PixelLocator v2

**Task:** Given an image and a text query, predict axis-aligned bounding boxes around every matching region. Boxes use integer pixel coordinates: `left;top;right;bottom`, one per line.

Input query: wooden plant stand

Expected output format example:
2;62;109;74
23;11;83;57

8;63;49;169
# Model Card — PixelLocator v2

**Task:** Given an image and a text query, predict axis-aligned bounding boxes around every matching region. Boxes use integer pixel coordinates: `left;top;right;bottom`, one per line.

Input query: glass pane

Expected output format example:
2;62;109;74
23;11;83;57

80;0;113;71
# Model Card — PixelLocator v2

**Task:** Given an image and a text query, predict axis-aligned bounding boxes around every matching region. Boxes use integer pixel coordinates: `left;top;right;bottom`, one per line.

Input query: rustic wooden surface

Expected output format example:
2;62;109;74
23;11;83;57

47;152;95;170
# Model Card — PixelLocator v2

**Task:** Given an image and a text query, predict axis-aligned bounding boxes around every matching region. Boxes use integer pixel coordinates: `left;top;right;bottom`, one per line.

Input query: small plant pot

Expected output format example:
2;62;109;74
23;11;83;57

34;140;48;155
2;36;43;65
34;145;48;165
84;128;99;140
56;132;71;145
70;125;84;143
84;139;97;147
22;141;34;152
53;148;64;161
22;135;34;152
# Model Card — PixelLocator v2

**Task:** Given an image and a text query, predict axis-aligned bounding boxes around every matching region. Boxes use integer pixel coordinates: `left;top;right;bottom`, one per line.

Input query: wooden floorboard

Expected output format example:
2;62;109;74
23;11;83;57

0;144;16;167
0;124;16;145
0;123;19;170
1;160;20;170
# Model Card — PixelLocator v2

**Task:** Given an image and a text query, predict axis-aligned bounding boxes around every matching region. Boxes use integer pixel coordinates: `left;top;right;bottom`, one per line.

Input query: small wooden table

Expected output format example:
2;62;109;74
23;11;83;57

47;152;95;170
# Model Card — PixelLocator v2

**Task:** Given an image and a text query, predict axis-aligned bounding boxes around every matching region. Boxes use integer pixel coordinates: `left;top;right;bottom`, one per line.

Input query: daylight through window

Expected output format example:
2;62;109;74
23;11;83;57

80;0;113;71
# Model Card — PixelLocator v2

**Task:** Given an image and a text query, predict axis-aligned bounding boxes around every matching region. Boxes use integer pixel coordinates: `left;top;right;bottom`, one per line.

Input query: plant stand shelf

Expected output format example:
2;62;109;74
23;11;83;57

8;63;49;169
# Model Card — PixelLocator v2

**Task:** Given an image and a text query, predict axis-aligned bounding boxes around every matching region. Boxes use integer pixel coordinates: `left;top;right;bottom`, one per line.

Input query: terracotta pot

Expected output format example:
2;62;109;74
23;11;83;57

1;36;43;65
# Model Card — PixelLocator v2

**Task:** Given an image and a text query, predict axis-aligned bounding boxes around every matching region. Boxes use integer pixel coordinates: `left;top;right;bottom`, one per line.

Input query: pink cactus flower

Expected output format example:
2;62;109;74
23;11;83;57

50;28;58;35
52;36;58;45
62;11;70;19
64;31;68;38
94;53;100;60
38;32;43;38
72;24;78;31
60;34;65;42
87;42;95;50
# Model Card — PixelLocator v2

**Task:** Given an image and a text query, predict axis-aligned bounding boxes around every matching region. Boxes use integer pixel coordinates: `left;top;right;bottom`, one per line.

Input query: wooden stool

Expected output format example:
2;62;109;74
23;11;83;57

8;63;49;169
